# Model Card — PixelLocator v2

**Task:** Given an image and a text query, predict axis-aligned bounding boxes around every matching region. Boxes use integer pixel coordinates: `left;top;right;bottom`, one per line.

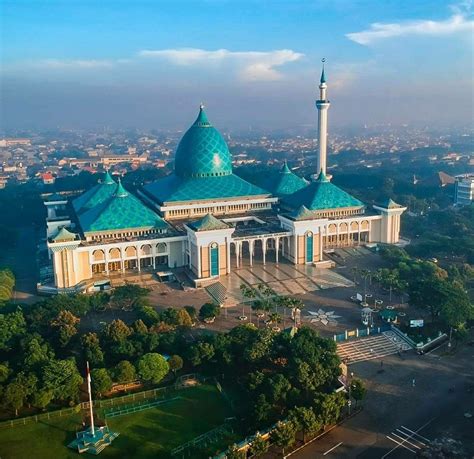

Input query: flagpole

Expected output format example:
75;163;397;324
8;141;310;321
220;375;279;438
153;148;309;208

86;361;95;436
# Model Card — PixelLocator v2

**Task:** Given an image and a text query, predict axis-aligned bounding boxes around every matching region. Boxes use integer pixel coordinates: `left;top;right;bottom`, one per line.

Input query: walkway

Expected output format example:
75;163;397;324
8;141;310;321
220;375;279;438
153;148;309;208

219;259;353;306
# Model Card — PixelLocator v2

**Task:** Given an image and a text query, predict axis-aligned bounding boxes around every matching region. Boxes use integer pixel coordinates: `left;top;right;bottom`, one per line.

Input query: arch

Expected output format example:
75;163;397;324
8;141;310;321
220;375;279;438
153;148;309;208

125;246;137;257
339;222;348;232
92;249;105;262
328;223;337;233
109;247;121;259
360;220;369;230
140;244;152;256
156;242;167;254
351;221;359;231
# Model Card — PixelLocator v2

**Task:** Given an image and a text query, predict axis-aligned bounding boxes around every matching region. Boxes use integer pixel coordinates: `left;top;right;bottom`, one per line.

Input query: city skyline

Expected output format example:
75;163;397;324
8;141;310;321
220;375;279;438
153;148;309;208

1;0;473;130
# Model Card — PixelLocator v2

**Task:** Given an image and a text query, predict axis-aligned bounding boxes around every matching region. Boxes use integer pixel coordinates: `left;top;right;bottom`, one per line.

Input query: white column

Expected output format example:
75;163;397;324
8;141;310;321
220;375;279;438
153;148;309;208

236;242;240;268
197;245;202;278
249;241;253;267
294;236;298;265
275;237;280;264
336;225;340;247
136;245;141;272
319;231;323;260
226;239;231;274
262;238;267;265
105;250;110;275
121;250;125;273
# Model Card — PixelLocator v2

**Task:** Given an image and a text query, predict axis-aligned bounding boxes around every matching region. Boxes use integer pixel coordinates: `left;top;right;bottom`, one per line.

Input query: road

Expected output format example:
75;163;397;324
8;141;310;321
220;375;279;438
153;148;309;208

292;337;474;458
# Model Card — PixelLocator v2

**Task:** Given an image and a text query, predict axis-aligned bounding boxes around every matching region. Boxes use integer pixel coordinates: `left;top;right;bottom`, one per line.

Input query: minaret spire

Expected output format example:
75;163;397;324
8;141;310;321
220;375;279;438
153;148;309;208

315;58;331;178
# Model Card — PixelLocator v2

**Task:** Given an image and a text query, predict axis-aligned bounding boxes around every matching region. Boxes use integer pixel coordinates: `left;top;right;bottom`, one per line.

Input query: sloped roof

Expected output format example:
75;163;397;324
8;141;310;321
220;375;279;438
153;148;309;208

188;214;230;232
282;172;364;211
78;182;168;234
143;172;271;204
72;171;117;214
261;162;308;196
51;227;77;242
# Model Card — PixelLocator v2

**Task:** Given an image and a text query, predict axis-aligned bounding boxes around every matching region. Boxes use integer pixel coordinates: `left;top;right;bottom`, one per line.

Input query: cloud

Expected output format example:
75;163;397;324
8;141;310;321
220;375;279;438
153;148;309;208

33;59;115;69
138;48;304;81
346;13;474;45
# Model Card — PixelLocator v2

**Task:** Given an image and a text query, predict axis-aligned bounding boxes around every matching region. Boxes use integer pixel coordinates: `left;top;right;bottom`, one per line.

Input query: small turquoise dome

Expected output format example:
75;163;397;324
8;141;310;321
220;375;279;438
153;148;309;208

174;106;233;178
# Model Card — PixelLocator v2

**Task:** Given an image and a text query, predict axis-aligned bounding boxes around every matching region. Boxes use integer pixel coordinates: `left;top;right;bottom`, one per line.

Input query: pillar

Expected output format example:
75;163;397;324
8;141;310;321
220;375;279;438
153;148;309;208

275;237;280;264
294;236;298;265
249;241;254;267
136;245;141;272
236;242;240;268
105;250;110;275
226;240;231;274
262;239;267;265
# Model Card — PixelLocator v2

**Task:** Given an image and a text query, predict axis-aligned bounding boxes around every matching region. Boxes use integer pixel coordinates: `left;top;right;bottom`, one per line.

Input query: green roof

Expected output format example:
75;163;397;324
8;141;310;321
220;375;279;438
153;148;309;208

72;172;117;214
51;227;77;242
174;106;233;179
188;214;230;232
261;161;308;196
320;65;327;84
143;172;270;204
283;173;364;211
78;183;168;234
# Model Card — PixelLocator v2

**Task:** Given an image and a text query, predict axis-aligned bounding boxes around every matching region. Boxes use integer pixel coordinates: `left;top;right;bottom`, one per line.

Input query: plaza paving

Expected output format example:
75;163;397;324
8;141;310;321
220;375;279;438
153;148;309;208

218;259;354;306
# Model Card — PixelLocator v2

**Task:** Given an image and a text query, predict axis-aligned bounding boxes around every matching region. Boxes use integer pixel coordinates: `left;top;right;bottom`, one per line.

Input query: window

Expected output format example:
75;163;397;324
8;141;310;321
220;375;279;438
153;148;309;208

306;232;313;263
210;243;219;276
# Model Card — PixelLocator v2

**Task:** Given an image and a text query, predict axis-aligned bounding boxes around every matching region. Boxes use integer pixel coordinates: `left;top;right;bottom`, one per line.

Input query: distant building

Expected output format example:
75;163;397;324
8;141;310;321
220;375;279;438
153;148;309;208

42;172;56;185
0;138;32;147
454;174;474;206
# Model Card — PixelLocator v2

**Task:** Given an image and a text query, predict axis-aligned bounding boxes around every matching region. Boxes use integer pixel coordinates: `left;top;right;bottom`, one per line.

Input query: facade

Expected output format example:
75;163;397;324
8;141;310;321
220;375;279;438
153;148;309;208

44;68;406;293
454;174;474;206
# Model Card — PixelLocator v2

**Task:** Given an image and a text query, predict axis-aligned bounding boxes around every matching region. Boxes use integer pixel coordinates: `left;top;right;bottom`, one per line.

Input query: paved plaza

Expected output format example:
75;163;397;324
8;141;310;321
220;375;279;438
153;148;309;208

337;331;413;365
218;258;354;306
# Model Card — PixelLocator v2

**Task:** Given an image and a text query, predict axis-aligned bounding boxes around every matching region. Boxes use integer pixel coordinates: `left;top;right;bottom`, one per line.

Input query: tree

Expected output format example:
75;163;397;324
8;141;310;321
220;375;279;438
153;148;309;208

22;335;54;370
43;358;83;403
199;303;220;321
253;394;272;424
112;284;150;310
104;319;132;342
176;309;193;328
113;360;136;383
168;355;183;376
50;310;80;347
0;268;15;303
350;378;366;408
3;382;26;416
81;333;104;366
289;406;321;442
137;353;169;384
32;389;53;410
250;432;269;457
0;310;26;351
187;342;215;366
137;305;160;327
91;368;113;397
184;306;197;322
14;372;38;408
225;444;245;459
0;363;9;382
271;420;297;455
314;392;346;426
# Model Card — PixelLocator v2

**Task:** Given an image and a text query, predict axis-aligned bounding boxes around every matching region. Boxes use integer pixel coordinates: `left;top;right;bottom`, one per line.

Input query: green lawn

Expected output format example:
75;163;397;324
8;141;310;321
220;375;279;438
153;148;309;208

0;385;234;459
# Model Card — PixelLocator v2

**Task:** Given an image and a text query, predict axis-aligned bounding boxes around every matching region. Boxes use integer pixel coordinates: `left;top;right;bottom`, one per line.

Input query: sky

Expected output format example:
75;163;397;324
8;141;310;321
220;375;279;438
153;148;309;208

1;0;473;131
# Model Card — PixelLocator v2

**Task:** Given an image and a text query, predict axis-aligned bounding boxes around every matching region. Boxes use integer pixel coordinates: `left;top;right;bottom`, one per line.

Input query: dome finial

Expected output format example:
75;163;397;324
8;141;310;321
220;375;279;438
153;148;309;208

200;102;205;110
320;58;327;84
115;177;129;198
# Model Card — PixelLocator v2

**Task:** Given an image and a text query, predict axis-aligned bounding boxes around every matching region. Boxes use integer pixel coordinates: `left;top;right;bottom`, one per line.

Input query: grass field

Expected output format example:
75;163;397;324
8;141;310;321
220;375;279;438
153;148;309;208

0;384;234;459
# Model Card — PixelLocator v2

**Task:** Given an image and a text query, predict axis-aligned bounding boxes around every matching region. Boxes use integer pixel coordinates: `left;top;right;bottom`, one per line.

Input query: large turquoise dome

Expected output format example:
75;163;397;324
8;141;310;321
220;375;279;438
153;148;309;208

174;106;233;178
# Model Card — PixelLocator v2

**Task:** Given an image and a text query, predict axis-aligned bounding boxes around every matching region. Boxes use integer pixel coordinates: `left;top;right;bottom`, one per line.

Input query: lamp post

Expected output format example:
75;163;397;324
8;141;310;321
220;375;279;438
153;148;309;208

448;327;453;348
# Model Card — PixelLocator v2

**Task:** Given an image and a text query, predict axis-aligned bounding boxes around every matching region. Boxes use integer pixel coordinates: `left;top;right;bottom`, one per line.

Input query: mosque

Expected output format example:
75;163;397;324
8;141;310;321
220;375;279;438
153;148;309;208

44;68;406;293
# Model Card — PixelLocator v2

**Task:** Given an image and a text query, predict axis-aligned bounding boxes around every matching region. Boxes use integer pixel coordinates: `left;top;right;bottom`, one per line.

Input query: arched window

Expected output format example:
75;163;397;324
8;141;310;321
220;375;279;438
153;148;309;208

156;242;167;254
109;248;121;259
92;250;105;262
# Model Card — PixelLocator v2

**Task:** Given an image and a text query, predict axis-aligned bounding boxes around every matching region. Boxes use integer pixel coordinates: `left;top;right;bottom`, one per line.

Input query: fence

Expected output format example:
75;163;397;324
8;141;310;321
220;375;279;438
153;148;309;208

104;397;181;418
333;324;391;342
0;375;203;430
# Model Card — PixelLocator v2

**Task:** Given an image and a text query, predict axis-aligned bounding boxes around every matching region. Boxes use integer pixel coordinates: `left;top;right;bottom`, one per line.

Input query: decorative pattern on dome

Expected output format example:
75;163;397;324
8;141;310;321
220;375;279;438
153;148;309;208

188;214;230;232
261;161;308;197
174;107;233;178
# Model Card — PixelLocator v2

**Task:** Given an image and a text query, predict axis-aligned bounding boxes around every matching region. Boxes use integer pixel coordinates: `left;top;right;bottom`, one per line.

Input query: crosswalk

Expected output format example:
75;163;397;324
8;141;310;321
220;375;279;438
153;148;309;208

384;425;430;456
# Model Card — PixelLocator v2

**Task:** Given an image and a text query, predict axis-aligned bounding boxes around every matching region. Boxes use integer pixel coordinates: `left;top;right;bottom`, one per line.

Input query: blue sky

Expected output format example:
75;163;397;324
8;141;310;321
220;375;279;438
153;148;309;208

1;0;473;130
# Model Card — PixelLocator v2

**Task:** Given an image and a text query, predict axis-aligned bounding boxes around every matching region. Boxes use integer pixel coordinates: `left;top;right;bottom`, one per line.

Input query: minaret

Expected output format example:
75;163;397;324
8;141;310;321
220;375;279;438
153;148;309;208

315;59;331;177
